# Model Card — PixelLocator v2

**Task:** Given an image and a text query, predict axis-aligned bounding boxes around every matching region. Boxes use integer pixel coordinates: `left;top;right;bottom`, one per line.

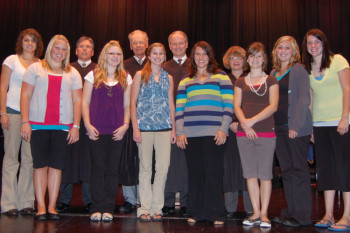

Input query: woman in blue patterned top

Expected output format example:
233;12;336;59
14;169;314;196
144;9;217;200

130;42;176;222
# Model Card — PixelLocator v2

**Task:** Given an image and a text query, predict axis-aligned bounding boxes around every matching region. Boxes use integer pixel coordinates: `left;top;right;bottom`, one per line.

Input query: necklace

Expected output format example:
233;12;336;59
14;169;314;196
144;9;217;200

247;72;267;96
106;85;113;97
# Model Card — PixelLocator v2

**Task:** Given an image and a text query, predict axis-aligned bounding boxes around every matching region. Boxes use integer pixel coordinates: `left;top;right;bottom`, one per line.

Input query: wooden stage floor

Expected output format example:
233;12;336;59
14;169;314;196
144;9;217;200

0;183;345;233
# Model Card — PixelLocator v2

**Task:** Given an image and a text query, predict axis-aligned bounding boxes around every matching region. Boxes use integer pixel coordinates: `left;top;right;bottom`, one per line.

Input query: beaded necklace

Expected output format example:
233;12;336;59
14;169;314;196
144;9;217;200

247;72;267;96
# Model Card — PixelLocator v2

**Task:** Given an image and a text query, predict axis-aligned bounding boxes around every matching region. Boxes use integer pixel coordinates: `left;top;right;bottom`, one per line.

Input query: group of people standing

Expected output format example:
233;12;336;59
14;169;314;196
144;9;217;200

0;27;349;231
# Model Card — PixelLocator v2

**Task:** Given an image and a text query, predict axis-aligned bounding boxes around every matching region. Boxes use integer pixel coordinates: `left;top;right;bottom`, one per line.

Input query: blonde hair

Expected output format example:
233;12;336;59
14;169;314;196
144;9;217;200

94;40;128;91
42;35;71;72
222;46;248;70
140;43;166;86
272;36;301;72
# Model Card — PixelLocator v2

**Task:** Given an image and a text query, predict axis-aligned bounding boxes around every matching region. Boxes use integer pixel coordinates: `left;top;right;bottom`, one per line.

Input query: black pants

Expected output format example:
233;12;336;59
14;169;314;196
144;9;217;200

275;125;312;225
185;136;226;222
90;135;124;214
313;126;350;191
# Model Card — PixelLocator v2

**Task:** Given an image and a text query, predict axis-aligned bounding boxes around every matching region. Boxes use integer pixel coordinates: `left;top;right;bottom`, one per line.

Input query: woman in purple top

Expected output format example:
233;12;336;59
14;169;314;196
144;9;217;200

82;40;132;222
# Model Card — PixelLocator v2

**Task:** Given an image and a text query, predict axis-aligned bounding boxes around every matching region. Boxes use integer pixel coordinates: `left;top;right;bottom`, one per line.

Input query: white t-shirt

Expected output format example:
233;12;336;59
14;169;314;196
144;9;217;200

84;70;132;86
3;55;39;111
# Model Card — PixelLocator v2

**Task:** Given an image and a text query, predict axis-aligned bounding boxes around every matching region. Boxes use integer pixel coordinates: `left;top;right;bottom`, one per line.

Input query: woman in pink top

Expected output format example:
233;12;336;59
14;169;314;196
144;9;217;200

21;35;82;221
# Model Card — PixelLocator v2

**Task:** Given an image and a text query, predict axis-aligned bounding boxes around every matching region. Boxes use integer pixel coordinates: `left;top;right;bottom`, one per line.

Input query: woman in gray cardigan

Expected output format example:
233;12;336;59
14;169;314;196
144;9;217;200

270;36;313;227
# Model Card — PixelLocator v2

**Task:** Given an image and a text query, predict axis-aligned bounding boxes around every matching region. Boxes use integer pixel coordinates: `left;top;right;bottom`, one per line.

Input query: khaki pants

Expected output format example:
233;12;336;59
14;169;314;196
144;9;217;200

137;131;171;217
1;114;34;212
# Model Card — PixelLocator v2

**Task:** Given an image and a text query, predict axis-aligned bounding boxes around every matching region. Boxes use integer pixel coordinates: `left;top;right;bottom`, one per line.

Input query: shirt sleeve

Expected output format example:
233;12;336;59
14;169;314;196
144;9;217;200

332;54;350;72
22;62;39;86
127;74;133;85
70;67;83;90
175;78;188;136
2;55;16;70
218;73;234;134
84;71;95;84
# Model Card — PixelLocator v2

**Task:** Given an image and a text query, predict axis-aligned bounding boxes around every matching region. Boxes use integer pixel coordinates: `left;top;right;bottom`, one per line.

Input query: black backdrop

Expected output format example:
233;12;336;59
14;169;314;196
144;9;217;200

1;0;349;70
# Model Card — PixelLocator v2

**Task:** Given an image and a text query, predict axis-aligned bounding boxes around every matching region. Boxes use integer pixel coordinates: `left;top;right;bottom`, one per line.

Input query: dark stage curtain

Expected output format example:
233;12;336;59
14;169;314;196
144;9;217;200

0;0;349;70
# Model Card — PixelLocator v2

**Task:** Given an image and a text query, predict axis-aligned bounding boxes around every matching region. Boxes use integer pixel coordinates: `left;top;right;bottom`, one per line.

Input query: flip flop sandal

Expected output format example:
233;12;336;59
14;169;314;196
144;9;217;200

315;219;334;228
90;212;102;222
138;214;151;222
102;213;113;222
152;214;163;221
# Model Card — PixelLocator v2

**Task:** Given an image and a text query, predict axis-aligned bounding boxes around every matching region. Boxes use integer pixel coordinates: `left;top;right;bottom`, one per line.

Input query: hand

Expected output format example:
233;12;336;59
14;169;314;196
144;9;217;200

20;122;32;142
112;124;129;141
214;130;227;145
337;117;349;135
245;127;258;140
86;124;99;141
241;118;256;131
289;130;298;139
133;128;142;143
176;134;187;149
170;129;176;144
310;133;314;143
229;122;238;133
67;127;80;144
1;115;10;130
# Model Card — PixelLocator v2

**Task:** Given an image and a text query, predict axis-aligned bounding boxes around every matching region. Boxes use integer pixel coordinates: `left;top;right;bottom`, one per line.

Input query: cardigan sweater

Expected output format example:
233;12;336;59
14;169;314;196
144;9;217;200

270;63;312;137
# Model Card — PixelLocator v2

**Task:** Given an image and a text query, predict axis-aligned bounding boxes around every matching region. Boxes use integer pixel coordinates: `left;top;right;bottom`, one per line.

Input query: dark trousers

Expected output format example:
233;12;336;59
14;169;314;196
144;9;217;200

275;125;312;225
58;182;92;206
313;126;350;191
90;135;124;214
164;191;187;207
185;136;226;222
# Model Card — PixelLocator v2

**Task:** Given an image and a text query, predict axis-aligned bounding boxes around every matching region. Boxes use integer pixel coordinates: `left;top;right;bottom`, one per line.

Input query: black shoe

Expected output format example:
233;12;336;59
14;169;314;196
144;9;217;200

35;213;47;221
162;206;170;215
47;212;60;220
85;203;92;212
272;216;285;224
19;207;35;216
56;202;70;212
4;209;19;216
168;206;175;215
226;212;234;219
119;202;136;212
181;207;187;217
283;217;300;227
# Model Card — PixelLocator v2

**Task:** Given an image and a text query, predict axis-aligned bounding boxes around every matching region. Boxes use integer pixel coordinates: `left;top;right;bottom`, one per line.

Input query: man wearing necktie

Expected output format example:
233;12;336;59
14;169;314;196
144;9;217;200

162;31;191;217
56;36;96;213
119;30;149;213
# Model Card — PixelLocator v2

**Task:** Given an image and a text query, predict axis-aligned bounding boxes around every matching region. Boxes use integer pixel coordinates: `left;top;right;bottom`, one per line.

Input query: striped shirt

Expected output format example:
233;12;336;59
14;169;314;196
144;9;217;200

175;71;234;137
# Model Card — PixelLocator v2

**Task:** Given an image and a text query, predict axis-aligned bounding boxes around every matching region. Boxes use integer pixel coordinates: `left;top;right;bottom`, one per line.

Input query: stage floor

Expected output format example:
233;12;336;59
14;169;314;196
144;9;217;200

0;183;344;233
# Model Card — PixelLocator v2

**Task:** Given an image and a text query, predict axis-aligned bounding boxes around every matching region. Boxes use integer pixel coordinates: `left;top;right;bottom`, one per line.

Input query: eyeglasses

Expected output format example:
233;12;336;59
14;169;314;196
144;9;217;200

107;52;122;56
230;57;243;61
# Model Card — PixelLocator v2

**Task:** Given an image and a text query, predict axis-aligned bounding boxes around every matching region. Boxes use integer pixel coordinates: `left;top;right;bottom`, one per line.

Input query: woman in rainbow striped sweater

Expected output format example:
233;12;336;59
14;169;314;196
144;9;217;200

175;41;233;225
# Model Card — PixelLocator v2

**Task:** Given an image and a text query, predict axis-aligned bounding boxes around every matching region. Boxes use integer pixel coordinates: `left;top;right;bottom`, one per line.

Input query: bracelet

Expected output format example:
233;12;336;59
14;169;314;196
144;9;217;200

342;115;349;119
0;113;7;116
22;122;29;124
73;124;80;129
124;122;129;125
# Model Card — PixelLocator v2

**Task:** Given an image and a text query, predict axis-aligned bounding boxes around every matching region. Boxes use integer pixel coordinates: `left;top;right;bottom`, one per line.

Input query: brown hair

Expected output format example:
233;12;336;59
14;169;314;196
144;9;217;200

222;46;248;71
15;28;44;58
246;42;268;71
189;41;219;77
140;43;166;85
302;28;333;74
